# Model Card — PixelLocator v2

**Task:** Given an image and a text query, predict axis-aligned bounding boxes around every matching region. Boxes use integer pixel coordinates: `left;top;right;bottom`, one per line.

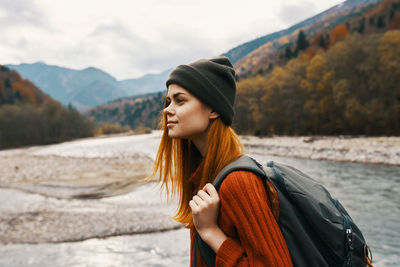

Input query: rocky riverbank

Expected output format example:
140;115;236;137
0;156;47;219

242;135;400;165
0;185;181;244
0;131;399;245
0;132;180;244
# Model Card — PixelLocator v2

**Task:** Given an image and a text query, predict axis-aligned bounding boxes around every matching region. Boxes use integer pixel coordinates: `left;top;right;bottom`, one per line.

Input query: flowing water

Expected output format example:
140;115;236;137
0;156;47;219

0;146;398;266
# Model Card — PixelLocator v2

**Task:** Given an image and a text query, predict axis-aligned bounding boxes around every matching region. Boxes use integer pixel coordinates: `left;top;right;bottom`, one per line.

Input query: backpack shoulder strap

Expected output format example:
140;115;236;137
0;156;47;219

195;155;267;267
213;154;266;190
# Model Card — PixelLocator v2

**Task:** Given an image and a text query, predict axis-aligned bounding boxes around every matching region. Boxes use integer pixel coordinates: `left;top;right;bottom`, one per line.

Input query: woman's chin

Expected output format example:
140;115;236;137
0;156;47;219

168;131;189;140
167;130;180;139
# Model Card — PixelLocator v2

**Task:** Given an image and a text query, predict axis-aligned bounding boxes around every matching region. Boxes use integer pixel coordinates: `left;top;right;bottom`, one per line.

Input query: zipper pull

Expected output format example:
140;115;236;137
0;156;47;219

346;228;353;251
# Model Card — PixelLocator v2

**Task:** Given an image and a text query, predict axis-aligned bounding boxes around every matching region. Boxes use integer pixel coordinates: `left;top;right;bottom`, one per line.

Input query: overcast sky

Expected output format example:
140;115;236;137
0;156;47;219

0;0;343;80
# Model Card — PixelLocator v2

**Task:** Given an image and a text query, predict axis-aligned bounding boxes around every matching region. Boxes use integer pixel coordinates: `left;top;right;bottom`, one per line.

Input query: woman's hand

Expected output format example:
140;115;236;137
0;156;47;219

189;183;227;252
190;183;220;231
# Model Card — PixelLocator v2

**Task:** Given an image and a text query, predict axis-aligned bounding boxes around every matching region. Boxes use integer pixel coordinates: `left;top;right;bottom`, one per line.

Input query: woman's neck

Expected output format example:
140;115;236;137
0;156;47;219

191;136;207;157
189;129;210;157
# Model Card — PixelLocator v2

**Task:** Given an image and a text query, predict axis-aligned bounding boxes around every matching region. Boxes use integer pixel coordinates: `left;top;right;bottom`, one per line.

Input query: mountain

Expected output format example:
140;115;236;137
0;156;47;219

222;0;381;65
233;0;399;76
5;63;170;111
5;62;121;110
119;69;171;96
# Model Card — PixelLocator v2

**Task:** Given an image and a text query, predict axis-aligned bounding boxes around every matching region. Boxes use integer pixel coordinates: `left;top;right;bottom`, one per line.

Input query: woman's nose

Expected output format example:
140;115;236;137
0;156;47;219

163;104;174;115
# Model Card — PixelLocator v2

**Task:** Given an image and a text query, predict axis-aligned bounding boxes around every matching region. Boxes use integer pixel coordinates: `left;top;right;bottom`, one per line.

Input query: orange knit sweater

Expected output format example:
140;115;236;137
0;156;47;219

190;170;293;267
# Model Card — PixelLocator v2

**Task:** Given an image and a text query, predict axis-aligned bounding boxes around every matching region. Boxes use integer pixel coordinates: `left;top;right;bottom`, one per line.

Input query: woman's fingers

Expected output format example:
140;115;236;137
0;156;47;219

192;195;203;205
203;183;219;200
192;194;211;211
190;184;220;211
197;189;212;202
195;186;218;204
190;183;221;234
189;200;199;213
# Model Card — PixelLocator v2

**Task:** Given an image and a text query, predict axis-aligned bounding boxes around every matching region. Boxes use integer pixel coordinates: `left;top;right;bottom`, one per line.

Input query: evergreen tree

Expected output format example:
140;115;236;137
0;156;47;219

358;17;366;34
285;46;293;59
296;30;310;52
319;35;327;48
369;16;376;25
377;15;386;28
390;8;395;21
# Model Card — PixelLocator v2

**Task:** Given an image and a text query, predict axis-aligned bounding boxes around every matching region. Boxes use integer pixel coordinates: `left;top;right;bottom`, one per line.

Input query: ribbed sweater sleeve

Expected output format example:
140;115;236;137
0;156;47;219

215;170;293;267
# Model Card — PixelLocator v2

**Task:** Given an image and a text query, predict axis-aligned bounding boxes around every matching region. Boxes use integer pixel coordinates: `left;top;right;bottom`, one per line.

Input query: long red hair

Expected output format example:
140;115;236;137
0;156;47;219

151;111;243;228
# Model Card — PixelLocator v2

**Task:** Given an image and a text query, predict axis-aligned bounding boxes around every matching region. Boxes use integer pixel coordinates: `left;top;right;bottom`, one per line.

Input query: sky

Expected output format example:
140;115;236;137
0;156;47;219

0;0;344;80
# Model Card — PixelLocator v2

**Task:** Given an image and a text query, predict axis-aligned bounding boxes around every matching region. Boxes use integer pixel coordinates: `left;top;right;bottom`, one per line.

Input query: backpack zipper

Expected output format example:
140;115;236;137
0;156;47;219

332;198;353;266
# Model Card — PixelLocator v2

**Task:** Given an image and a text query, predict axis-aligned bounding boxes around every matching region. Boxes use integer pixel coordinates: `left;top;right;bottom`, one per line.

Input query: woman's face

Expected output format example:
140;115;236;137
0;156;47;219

164;84;217;141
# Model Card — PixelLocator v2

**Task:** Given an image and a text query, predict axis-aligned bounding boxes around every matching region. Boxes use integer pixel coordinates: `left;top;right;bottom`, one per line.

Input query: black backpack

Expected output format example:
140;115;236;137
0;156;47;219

193;155;373;267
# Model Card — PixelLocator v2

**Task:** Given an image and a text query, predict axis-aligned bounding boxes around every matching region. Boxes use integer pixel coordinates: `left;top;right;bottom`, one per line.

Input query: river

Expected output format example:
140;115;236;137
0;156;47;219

0;134;399;266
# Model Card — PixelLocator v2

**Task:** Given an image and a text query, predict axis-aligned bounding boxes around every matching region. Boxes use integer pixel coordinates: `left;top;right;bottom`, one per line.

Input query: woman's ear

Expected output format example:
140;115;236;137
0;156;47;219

209;110;219;119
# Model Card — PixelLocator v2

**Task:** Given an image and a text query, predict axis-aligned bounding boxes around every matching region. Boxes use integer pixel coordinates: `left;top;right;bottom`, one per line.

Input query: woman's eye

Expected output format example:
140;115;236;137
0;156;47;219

176;98;184;104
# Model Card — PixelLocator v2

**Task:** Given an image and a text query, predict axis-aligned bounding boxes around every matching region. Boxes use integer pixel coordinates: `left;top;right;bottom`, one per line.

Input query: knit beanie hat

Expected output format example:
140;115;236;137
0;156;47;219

166;56;236;126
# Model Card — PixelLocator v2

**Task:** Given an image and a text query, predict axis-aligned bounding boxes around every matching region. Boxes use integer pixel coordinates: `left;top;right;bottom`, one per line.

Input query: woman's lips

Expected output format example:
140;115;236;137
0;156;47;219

167;121;177;127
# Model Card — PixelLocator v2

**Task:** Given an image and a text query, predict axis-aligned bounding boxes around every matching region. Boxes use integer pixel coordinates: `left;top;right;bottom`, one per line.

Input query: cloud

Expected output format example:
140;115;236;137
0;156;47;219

84;21;162;77
129;23;218;75
0;0;47;27
77;20;218;79
90;21;142;41
279;1;317;26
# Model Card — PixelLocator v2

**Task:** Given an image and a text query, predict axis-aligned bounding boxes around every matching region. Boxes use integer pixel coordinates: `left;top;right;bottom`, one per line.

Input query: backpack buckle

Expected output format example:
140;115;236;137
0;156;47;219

364;245;373;266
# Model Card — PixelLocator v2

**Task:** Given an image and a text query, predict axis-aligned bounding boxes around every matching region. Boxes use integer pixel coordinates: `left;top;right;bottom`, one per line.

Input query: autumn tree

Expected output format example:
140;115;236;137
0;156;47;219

375;30;400;133
234;75;268;134
330;24;350;45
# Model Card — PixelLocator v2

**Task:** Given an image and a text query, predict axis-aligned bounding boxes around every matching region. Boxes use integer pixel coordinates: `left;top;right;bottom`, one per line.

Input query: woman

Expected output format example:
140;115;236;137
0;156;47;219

151;56;292;266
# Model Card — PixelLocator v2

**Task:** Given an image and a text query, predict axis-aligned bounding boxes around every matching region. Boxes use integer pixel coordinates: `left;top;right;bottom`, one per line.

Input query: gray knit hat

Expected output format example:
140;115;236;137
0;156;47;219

166;56;236;126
